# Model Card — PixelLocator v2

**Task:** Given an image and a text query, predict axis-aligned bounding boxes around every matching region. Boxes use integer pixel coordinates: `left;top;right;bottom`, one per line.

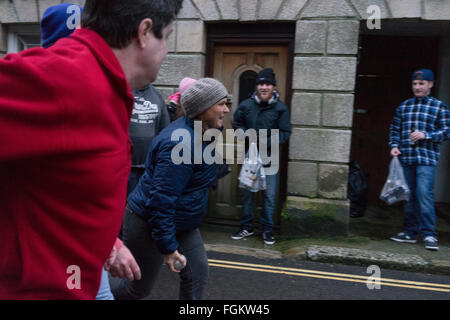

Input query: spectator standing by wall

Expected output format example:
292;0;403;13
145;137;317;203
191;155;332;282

389;69;449;251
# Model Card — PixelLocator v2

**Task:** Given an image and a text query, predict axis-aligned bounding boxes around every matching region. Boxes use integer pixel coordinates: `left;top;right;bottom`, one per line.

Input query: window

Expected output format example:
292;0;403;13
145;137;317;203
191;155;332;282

239;70;257;103
7;24;41;53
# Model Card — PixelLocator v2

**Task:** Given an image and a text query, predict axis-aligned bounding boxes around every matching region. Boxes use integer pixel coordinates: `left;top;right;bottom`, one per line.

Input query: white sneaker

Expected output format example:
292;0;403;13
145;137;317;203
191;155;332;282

231;229;254;240
424;236;439;251
390;232;417;244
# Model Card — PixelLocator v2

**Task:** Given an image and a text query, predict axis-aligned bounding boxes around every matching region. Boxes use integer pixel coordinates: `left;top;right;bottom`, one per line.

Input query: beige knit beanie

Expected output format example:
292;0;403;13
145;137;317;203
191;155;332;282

181;78;228;119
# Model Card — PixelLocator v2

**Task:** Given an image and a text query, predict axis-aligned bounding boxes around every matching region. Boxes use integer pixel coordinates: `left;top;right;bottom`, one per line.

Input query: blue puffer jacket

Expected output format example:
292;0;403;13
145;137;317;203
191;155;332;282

127;116;217;254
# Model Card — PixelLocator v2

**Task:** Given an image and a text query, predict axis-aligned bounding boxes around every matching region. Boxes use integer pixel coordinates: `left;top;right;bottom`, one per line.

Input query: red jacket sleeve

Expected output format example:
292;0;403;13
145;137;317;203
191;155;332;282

0;50;64;161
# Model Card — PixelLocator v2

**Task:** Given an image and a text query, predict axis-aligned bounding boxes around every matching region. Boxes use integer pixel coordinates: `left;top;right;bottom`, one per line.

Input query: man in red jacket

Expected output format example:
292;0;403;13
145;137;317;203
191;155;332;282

0;0;183;299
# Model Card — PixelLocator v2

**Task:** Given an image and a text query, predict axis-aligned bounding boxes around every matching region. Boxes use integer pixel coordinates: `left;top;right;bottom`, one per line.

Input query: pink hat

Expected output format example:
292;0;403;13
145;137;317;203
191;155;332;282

179;77;196;94
168;92;181;104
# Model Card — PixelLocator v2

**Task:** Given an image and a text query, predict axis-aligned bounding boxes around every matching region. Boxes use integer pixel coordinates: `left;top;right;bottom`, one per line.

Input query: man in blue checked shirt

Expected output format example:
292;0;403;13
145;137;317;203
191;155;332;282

389;69;449;251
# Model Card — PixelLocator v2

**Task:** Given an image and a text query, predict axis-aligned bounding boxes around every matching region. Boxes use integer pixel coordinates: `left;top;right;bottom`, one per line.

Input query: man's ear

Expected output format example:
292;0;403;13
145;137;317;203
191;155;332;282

136;18;153;49
429;81;434;89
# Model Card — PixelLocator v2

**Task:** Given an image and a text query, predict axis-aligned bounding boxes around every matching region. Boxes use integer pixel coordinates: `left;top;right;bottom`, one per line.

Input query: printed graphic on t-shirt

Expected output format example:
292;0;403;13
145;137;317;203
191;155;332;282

131;97;159;124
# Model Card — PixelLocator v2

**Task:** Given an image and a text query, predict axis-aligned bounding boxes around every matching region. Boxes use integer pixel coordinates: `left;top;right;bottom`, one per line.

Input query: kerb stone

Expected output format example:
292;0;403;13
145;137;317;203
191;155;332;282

306;245;429;272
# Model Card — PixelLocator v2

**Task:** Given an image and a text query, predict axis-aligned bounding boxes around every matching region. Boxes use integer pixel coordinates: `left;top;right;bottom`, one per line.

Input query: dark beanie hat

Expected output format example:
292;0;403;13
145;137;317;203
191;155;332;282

412;69;434;82
256;68;276;86
181;78;228;119
40;3;83;48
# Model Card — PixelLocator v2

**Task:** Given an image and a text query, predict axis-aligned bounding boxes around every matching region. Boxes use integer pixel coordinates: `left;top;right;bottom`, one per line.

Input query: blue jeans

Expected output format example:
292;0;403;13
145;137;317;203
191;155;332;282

401;163;437;239
96;268;114;300
241;173;278;232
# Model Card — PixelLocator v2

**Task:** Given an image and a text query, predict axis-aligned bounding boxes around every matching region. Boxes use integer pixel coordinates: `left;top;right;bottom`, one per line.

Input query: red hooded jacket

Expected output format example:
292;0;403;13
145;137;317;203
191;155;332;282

0;28;134;299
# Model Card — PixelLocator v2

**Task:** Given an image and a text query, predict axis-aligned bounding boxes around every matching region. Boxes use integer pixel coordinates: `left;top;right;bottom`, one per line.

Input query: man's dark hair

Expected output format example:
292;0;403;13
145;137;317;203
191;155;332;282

81;0;183;49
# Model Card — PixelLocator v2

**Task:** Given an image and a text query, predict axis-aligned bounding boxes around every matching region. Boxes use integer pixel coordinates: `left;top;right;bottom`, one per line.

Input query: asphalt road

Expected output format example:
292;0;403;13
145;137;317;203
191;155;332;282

146;251;450;301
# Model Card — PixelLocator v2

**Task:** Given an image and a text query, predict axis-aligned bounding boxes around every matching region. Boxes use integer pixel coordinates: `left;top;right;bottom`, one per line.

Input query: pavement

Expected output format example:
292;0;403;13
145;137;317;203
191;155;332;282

200;204;450;276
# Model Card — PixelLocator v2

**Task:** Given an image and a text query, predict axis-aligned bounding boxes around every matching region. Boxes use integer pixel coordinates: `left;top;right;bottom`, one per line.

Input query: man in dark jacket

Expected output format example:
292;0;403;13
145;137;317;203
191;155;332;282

109;78;229;300
231;68;291;245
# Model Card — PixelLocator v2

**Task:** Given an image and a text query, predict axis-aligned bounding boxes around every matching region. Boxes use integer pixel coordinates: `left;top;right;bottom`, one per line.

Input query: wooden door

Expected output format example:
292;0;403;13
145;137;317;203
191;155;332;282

351;35;440;205
207;45;289;225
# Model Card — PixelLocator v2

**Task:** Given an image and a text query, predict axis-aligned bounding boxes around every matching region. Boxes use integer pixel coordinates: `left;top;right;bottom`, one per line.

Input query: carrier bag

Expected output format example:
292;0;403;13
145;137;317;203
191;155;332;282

380;157;410;205
238;142;266;192
347;160;368;217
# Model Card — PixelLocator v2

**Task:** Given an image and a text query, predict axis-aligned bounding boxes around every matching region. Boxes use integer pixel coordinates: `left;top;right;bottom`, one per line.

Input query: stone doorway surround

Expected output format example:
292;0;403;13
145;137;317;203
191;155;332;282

1;0;449;236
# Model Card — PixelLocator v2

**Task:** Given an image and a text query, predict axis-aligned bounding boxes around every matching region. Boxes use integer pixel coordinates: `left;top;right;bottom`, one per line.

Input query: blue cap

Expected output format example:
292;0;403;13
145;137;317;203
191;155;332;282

40;3;83;48
412;69;434;82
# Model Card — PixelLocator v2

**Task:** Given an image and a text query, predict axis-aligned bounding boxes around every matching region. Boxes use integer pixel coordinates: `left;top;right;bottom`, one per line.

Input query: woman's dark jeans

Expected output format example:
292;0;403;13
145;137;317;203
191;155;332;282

109;207;209;300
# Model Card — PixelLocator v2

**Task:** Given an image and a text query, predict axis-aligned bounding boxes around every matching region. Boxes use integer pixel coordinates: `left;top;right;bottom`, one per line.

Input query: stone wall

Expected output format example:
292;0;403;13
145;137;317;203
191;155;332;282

286;1;359;236
153;0;206;99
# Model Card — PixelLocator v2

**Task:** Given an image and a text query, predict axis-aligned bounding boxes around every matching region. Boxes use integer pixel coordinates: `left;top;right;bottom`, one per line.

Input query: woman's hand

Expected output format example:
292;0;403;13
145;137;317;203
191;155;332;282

164;250;186;273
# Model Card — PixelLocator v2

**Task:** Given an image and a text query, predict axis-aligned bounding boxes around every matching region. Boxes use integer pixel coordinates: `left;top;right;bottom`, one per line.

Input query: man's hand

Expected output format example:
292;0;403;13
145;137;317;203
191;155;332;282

410;130;425;143
164;250;186;273
390;147;401;157
104;245;118;271
108;244;141;281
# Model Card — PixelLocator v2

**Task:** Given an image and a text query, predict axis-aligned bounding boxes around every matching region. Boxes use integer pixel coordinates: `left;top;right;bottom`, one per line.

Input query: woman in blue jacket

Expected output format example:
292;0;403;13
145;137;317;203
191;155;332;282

109;78;229;300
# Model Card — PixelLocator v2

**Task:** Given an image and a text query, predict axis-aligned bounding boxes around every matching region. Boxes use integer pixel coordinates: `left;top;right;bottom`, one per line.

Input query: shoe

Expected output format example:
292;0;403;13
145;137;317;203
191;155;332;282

390;232;417;244
231;228;254;240
350;211;364;218
424;236;439;251
262;231;275;245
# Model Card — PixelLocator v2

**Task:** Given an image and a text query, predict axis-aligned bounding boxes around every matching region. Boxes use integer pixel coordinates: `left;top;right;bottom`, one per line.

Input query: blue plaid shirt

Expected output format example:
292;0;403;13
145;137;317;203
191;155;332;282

389;95;450;166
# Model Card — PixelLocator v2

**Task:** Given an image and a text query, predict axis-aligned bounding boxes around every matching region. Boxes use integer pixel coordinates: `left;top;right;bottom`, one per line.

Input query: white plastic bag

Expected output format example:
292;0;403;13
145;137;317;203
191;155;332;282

238;142;266;192
380;157;410;205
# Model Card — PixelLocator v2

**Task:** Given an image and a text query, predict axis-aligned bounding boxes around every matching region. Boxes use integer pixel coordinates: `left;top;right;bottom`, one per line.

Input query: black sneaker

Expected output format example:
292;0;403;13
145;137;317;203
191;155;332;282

390;232;417;244
424;236;439;251
262;231;275;245
231;228;254;240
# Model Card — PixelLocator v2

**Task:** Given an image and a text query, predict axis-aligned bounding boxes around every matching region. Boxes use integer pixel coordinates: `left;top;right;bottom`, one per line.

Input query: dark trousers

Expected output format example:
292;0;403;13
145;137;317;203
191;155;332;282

127;167;145;196
109;207;209;300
